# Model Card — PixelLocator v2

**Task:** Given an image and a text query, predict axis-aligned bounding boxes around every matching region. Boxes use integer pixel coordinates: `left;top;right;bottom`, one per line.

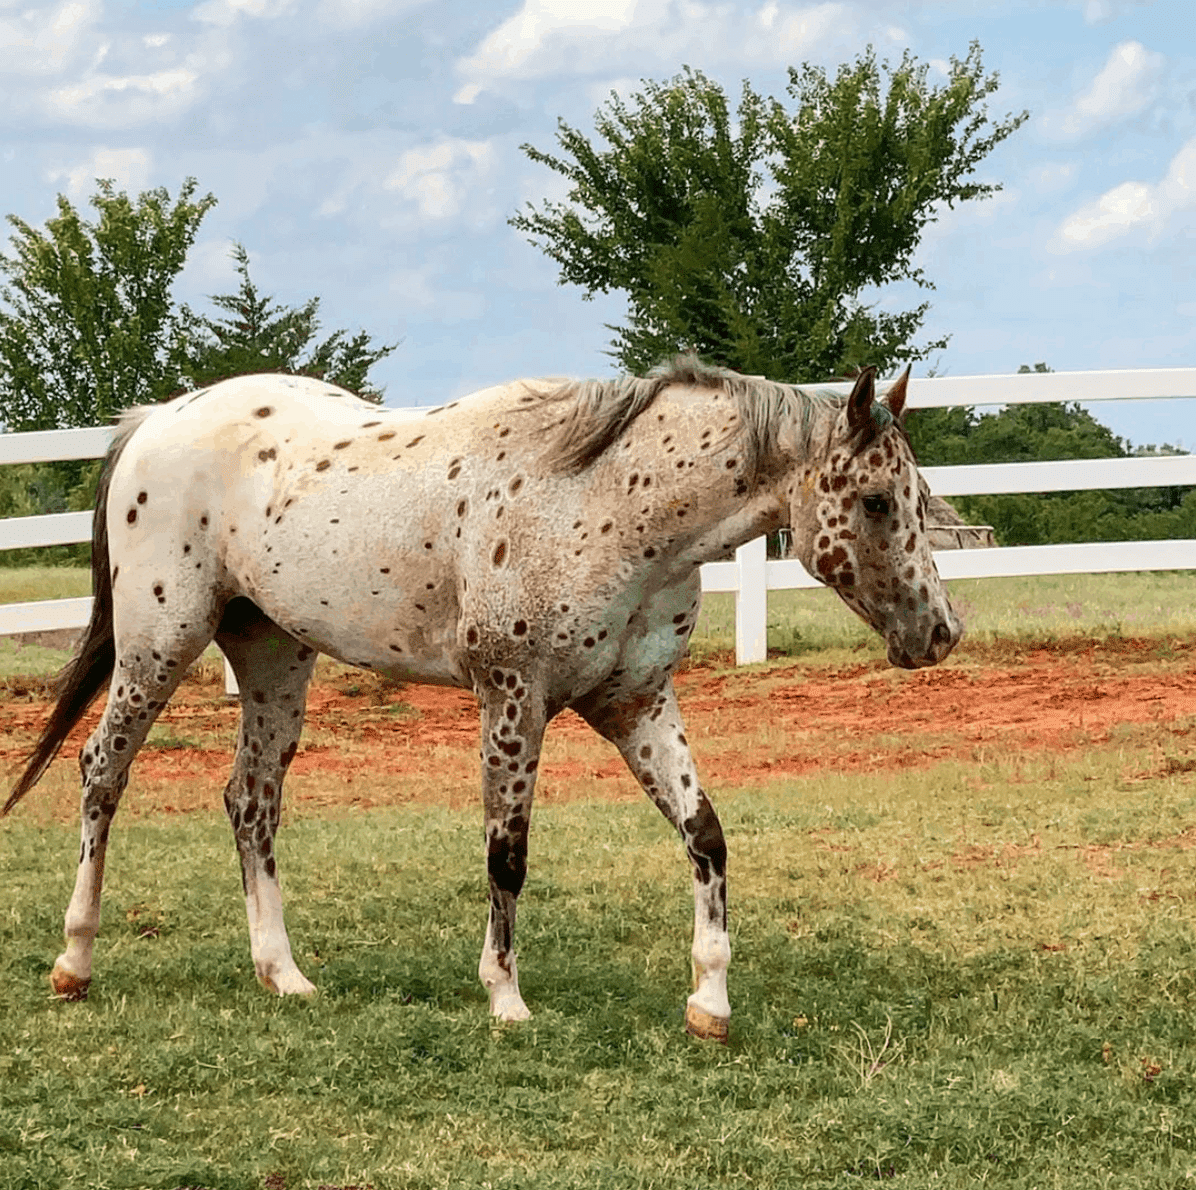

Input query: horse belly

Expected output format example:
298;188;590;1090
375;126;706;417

229;525;468;688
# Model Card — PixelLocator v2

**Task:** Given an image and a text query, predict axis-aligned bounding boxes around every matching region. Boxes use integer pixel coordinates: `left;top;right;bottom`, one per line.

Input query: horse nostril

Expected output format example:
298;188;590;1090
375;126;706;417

932;621;953;646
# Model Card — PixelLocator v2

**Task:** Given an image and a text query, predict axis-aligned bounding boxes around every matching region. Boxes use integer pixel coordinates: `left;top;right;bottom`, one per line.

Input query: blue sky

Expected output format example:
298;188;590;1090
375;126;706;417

1;0;1193;447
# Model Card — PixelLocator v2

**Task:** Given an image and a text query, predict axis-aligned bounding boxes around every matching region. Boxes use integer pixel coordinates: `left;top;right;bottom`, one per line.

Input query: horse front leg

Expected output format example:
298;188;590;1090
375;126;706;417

475;667;547;1022
576;679;731;1041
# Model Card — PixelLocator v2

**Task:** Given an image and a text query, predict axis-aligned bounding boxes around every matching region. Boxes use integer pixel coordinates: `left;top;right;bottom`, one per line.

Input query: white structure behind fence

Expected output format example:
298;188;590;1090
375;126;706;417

2;369;1194;666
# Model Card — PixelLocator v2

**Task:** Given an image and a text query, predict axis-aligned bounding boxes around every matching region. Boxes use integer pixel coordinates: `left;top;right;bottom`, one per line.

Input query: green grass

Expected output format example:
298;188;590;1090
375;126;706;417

692;570;1196;661
0;564;91;604
4;749;1196;1188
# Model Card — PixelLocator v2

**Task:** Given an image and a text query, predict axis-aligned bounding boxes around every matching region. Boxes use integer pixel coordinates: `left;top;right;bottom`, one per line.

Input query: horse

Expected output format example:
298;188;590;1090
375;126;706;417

4;355;960;1041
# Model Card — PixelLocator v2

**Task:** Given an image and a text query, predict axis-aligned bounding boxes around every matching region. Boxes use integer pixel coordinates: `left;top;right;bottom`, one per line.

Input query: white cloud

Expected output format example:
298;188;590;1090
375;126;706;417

47;145;153;198
303;132;503;233
0;0;219;130
459;0;640;86
1081;0;1151;25
313;0;428;26
1054;137;1196;250
191;0;297;27
382;138;497;222
177;236;245;293
1048;40;1162;139
454;0;846;102
0;0;101;75
46;67;201;126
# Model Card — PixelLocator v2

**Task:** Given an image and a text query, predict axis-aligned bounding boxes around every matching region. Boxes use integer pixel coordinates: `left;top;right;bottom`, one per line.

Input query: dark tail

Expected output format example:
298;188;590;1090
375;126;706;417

3;411;147;815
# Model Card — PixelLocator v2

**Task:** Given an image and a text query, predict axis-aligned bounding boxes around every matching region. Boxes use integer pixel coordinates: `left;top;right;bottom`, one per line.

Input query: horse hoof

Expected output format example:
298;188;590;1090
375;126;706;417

50;964;91;1001
489;990;532;1023
257;969;317;996
685;1003;729;1043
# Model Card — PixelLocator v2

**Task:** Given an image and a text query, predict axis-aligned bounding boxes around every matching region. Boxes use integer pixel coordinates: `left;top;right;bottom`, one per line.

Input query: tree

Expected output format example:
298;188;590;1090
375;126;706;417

0;178;216;431
176;244;398;401
908;364;1127;467
907;363;1194;546
512;44;1027;381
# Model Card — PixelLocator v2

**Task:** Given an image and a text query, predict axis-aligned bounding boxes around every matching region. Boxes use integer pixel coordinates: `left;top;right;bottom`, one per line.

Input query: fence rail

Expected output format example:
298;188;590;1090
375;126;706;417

2;367;1193;666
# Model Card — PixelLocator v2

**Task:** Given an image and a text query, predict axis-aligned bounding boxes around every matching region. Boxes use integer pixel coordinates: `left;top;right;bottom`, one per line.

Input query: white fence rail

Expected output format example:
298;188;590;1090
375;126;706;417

1;368;1194;666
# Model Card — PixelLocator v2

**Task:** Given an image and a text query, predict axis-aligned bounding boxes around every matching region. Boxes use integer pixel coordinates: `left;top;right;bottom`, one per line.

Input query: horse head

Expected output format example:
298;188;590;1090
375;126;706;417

788;368;962;669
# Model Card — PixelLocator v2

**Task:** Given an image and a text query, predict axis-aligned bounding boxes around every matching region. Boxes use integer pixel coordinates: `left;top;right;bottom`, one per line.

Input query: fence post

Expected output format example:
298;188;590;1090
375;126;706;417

734;535;768;665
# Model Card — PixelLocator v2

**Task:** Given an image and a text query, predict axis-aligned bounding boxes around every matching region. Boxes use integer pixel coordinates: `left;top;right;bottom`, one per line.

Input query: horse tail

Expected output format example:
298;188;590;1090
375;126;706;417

3;408;151;815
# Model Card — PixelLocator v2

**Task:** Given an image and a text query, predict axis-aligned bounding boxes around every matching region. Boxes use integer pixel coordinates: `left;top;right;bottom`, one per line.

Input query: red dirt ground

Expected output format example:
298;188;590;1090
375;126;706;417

2;638;1194;820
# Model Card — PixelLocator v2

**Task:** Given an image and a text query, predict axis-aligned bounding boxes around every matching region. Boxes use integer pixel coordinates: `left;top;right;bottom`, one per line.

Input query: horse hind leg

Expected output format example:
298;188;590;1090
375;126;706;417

575;678;731;1042
215;599;318;995
54;628;213;999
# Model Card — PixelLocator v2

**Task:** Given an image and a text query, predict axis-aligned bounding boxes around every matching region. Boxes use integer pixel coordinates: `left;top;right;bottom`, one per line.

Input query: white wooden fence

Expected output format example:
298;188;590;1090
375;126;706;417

1;368;1194;668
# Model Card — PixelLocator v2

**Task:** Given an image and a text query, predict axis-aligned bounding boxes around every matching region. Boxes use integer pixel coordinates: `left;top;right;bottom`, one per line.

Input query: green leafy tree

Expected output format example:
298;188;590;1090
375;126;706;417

177;244;398;401
0;178;216;432
908;363;1192;546
512;44;1027;380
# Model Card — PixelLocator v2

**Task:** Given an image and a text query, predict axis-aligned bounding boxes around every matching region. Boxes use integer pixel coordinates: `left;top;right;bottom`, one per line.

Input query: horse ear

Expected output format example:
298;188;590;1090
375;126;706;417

846;367;877;437
885;365;911;423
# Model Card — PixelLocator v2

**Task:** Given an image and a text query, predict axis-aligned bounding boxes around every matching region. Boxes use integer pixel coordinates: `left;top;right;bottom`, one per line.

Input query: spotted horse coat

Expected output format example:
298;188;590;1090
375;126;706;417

5;356;960;1041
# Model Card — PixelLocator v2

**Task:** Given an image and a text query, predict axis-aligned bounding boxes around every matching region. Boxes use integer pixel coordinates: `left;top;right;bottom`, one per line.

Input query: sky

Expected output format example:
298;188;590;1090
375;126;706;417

1;0;1194;449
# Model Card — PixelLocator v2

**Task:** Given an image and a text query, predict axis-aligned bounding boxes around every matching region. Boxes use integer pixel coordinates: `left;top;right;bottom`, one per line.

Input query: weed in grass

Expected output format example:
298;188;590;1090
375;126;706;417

144;728;204;751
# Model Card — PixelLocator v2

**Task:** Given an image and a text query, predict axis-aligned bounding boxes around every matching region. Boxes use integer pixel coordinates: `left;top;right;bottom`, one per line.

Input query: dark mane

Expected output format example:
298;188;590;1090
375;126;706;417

537;355;845;478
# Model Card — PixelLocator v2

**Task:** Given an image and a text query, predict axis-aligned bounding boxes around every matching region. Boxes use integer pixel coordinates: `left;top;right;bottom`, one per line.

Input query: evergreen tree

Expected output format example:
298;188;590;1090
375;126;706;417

177;244;398;401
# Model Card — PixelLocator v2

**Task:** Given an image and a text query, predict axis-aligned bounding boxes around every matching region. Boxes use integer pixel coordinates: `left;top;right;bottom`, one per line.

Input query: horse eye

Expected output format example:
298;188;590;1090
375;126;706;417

862;494;890;518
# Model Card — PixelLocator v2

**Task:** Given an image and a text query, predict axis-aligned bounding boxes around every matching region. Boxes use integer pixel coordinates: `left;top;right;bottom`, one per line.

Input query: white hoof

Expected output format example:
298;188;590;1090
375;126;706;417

257;963;317;996
489;986;531;1022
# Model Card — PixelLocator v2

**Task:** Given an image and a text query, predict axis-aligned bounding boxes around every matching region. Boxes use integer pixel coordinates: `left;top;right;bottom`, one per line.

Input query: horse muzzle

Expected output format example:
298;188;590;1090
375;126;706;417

886;614;962;670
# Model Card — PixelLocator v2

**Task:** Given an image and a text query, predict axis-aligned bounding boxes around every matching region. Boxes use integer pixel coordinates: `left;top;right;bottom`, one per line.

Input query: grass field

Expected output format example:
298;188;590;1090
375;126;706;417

3;752;1196;1188
693;570;1196;660
2;567;1196;1188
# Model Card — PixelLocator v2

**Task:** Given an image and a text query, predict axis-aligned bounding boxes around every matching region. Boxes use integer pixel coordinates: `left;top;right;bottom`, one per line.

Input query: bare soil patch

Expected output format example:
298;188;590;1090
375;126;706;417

2;638;1194;822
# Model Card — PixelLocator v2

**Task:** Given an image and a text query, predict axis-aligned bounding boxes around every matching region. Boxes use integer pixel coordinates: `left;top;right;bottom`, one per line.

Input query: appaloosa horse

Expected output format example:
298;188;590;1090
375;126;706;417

6;356;960;1040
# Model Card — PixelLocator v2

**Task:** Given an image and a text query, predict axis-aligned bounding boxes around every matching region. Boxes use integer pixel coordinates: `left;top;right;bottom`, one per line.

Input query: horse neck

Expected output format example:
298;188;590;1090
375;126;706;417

607;384;792;568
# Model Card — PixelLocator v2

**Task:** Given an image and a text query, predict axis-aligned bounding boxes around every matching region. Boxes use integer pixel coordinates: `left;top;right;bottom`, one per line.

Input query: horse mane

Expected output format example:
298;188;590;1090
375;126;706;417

537;355;846;479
